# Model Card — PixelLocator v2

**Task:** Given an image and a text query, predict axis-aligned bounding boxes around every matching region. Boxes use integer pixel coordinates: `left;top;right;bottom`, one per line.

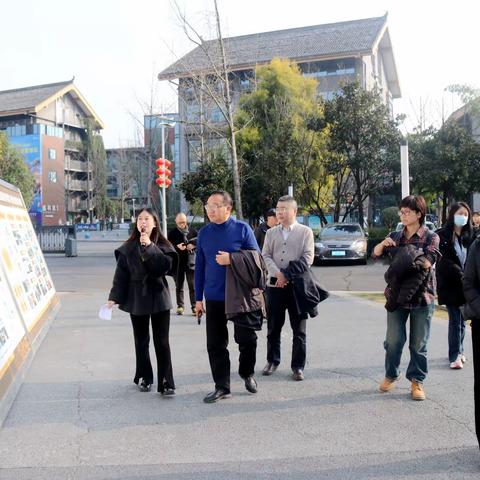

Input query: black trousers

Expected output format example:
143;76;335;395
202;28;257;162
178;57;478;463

206;300;258;391
130;311;175;393
472;321;480;448
266;286;307;370
175;266;195;310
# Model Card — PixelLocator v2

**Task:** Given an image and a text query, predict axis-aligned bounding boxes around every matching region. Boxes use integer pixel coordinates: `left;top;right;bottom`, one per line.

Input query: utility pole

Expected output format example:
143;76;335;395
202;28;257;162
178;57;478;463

400;138;410;199
161;121;167;235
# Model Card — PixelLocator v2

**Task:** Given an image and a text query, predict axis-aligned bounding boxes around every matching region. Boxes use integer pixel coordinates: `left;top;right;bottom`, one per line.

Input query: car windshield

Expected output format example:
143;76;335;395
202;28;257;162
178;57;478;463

321;225;362;236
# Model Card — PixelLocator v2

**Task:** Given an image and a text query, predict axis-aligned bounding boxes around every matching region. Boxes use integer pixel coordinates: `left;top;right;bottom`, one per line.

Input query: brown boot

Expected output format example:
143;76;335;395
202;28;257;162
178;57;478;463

379;376;399;392
411;380;426;401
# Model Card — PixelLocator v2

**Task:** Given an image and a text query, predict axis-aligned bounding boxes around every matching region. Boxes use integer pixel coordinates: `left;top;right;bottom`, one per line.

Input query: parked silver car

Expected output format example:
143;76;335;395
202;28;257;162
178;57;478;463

314;223;368;265
395;221;435;232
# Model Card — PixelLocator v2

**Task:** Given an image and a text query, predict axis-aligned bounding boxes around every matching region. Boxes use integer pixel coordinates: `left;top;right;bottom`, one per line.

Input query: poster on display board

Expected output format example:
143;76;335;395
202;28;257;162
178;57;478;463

0;204;55;331
0;178;58;425
0;265;25;373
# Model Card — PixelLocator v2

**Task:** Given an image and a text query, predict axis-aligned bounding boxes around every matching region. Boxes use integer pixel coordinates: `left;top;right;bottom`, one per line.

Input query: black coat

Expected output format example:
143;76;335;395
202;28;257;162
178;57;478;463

463;239;480;324
108;240;178;316
254;222;269;251
384;245;430;312
436;226;472;306
167;227;197;270
225;250;267;330
281;257;329;318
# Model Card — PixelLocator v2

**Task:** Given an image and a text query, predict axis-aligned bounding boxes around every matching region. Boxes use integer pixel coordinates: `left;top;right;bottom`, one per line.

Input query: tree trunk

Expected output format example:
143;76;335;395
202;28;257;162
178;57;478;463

356;183;364;227
214;0;243;219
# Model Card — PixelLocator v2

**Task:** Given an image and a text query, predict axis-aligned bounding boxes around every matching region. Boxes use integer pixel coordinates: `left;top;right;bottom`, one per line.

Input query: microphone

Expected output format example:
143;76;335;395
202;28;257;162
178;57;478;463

140;226;146;247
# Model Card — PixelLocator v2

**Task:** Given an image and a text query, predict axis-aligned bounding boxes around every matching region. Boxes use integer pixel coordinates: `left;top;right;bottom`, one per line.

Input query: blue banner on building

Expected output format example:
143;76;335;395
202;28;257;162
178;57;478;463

9;135;42;226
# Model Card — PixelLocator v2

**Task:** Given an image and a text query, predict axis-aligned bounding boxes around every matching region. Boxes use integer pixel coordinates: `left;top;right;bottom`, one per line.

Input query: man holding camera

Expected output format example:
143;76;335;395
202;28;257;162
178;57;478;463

262;195;314;381
168;213;197;315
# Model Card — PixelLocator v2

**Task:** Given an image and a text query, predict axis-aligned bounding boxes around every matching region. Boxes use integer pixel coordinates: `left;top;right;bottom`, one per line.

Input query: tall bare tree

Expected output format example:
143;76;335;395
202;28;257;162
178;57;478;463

169;0;244;218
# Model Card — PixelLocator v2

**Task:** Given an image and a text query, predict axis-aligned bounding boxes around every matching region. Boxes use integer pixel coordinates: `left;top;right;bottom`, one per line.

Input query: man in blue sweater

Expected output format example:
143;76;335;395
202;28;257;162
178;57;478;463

195;191;260;403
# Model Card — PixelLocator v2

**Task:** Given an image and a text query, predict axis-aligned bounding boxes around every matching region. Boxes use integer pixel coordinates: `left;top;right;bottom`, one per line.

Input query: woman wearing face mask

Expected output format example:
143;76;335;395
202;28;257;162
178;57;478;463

436;202;474;369
107;209;178;395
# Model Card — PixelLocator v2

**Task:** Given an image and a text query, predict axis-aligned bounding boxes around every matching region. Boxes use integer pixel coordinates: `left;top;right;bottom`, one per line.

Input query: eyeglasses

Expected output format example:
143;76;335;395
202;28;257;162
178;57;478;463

204;204;225;212
398;209;415;216
275;207;290;213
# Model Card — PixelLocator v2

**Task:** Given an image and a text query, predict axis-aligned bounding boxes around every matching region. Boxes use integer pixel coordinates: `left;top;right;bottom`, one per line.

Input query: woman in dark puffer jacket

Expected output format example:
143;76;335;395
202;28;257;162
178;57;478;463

436;202;474;369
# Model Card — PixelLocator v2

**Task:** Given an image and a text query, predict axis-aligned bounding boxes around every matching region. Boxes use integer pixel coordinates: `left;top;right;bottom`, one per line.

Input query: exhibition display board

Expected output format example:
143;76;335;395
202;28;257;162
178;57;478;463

0;178;59;422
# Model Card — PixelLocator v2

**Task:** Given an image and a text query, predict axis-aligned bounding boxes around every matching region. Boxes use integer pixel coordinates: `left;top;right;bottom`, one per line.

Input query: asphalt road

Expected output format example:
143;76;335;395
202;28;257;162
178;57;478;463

64;240;389;293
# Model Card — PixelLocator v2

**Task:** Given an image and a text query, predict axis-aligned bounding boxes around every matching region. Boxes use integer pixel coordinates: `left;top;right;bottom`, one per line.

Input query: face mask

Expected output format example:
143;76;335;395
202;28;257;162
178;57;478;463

454;215;468;227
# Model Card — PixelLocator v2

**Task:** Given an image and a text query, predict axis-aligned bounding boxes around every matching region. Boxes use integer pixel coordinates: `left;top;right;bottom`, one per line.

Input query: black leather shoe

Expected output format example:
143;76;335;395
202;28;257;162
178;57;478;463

292;369;304;381
138;379;152;392
244;375;258;394
262;362;278;376
203;388;231;403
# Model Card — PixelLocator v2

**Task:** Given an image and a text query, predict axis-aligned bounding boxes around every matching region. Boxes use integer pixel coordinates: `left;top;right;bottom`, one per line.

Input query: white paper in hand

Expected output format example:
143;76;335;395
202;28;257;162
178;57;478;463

98;304;112;321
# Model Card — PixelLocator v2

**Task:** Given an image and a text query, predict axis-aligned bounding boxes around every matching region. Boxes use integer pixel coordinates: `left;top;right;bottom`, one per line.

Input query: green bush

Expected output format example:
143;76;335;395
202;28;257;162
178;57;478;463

382;206;399;229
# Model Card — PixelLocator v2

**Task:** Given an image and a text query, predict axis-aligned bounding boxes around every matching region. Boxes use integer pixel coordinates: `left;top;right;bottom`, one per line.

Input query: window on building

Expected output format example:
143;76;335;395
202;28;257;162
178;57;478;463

48;171;57;183
48;148;56;160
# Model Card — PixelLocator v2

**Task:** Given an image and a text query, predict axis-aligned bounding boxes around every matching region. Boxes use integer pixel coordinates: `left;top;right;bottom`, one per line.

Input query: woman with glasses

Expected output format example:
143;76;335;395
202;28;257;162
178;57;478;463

107;208;178;396
436;202;474;369
373;195;440;401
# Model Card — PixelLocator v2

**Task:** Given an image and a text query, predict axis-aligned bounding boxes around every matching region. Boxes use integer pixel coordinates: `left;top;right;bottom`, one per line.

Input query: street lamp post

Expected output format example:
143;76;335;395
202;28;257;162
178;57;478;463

158;119;175;235
161;122;167;235
400;138;410;199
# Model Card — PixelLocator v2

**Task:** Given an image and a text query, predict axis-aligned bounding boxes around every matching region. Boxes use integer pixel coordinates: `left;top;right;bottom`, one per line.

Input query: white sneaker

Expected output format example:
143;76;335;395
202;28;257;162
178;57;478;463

450;356;463;369
460;354;467;363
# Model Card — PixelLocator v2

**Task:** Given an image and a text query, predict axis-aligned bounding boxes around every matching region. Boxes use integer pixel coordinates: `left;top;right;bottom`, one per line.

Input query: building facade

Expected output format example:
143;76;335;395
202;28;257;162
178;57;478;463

158;14;401;186
0;80;104;226
105;114;182;219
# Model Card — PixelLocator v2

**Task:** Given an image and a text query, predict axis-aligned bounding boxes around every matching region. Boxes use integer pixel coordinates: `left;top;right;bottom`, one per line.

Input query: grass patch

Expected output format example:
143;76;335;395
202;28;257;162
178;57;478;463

349;292;449;320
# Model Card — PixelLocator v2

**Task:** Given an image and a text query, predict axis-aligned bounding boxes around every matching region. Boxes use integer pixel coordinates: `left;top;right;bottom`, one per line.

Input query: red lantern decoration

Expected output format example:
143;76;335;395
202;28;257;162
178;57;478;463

155;158;173;188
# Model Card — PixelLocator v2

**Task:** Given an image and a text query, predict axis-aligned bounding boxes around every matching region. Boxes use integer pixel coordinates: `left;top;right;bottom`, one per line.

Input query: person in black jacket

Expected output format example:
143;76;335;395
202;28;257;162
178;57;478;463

168;213;197;316
107;208;178;395
373;195;440;401
462;237;480;448
436;202;474;369
254;209;278;251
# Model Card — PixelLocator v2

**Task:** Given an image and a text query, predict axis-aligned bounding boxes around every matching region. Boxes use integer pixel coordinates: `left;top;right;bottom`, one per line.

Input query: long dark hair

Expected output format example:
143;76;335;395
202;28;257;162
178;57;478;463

445;201;473;247
127;208;171;247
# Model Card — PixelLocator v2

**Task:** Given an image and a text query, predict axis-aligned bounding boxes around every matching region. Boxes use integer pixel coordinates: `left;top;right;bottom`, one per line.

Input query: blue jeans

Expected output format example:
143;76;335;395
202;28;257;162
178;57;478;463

447;305;465;362
384;304;434;383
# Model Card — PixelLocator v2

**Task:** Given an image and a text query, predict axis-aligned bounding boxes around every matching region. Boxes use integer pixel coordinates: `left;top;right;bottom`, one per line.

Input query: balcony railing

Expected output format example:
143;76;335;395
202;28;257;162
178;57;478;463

65;159;90;172
67;199;88;211
66;179;91;191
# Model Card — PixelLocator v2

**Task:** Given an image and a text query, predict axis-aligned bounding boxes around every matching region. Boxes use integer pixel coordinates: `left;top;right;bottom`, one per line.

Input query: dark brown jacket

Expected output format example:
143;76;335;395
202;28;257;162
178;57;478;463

225;250;267;330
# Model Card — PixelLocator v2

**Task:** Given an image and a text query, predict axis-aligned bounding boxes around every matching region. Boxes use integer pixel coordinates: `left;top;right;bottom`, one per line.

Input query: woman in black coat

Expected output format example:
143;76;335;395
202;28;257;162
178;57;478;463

107;208;178;395
436;202;474;369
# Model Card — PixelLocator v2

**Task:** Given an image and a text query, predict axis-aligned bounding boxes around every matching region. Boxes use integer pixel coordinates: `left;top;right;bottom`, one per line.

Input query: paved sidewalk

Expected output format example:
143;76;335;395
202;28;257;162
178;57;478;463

0;242;478;479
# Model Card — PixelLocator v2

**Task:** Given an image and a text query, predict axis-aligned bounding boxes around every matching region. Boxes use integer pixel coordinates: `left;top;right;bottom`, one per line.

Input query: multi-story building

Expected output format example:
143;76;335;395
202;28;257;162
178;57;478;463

105;147;149;221
158;14;401;181
449;104;480;211
105;114;182;219
0;79;104;225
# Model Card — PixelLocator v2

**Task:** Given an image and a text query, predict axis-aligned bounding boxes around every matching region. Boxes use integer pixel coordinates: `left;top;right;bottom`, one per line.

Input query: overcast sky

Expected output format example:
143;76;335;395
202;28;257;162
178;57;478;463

0;0;478;148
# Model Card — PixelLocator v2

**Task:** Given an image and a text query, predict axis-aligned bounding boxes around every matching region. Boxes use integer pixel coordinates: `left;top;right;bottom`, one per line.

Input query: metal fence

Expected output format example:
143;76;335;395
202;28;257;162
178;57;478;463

35;226;76;253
